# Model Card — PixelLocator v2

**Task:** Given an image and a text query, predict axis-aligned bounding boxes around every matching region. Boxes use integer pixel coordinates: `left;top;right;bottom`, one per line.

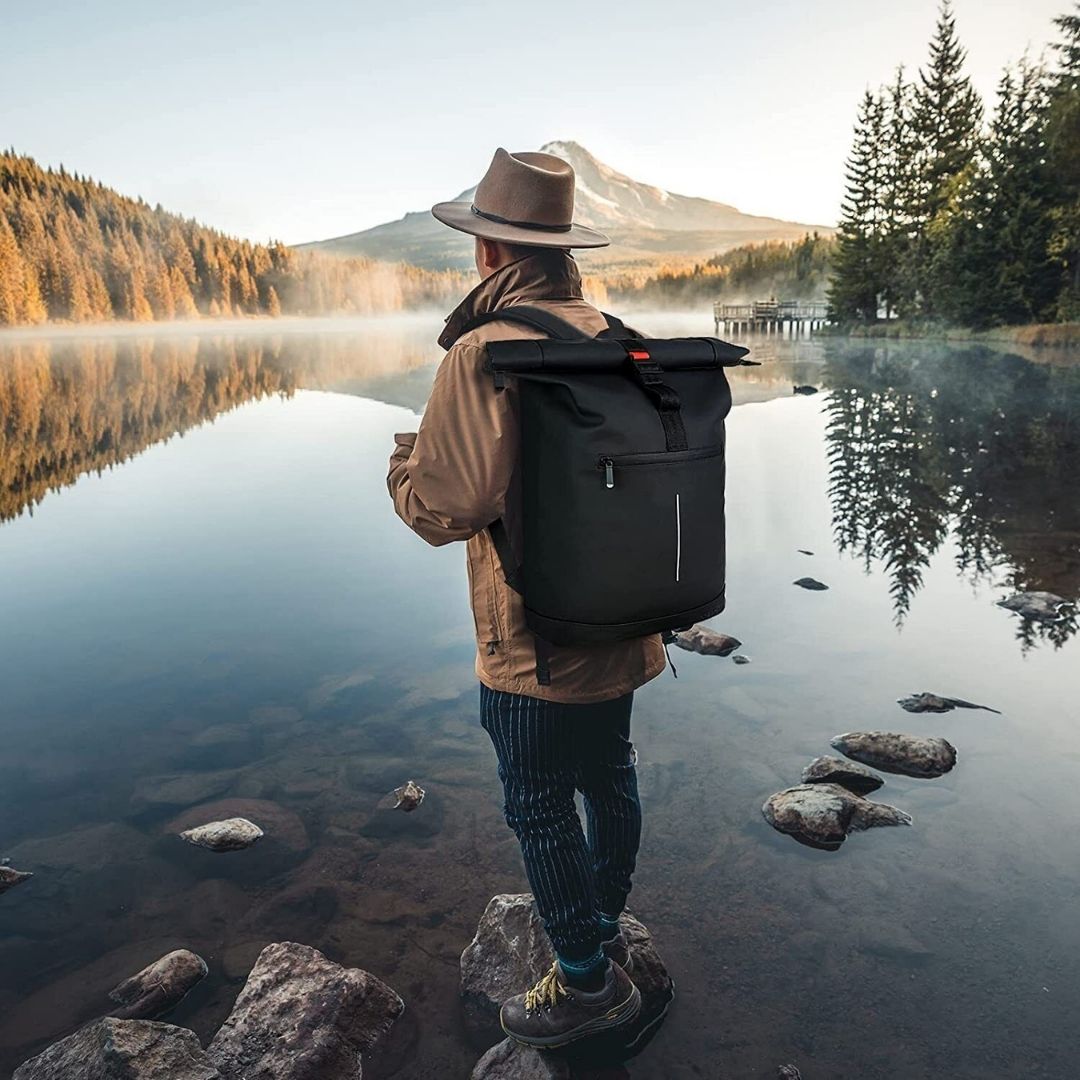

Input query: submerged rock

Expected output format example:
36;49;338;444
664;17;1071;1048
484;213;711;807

471;1038;572;1079
167;798;309;854
898;692;1000;715
793;577;829;591
778;1067;802;1079
793;385;818;395
0;866;32;894
762;783;911;850
460;894;673;1052
207;942;403;1080
997;591;1072;623
179;818;264;852
831;731;957;778
801;755;884;795
732;654;751;665
108;949;208;1020
13;1018;220;1079
393;779;425;812
674;624;741;656
797;549;814;556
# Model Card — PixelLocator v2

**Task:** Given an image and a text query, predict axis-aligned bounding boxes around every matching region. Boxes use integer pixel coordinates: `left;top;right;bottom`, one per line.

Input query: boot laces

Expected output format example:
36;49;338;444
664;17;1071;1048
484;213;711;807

524;961;570;1014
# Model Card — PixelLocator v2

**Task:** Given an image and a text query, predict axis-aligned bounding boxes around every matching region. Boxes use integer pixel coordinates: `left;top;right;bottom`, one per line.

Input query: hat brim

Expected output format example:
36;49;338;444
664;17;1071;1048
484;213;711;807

431;201;610;249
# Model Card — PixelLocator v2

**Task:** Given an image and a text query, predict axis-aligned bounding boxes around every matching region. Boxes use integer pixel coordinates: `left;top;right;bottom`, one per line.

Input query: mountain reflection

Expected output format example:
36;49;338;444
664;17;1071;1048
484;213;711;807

823;342;1080;645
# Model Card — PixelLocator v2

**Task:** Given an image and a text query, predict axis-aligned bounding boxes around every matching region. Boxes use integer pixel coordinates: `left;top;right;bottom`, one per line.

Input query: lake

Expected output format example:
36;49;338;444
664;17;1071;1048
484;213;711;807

0;314;1078;1079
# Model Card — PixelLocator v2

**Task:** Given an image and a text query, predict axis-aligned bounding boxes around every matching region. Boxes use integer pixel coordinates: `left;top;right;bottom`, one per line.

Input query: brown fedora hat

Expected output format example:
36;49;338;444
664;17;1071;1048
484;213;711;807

432;148;610;249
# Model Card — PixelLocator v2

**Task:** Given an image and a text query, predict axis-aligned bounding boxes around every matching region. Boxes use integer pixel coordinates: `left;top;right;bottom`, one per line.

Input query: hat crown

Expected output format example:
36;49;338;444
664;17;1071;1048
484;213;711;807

473;148;576;230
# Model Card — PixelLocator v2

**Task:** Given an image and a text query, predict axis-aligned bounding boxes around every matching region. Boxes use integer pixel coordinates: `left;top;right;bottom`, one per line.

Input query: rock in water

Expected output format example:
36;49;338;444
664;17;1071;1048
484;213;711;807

393;779;425;812
793;577;829;591
471;1038;572;1079
831;731;957;778
778;1067;802;1079
13;1018;221;1079
732;654;751;665
762;784;911;850
997;591;1071;623
898;692;1000;715
0;866;32;894
460;894;673;1050
793;385;818;395
801;755;884;795
179;818;264;852
797;549;814;556
108;949;209;1020
674;624;741;656
207;942;403;1080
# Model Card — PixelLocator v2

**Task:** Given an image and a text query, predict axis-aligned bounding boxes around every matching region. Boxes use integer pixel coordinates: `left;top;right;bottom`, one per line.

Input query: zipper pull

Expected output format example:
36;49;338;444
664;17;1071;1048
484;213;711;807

602;458;614;489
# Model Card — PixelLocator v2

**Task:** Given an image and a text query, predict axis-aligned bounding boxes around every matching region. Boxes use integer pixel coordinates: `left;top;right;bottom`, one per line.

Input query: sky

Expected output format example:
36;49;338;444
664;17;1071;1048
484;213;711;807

1;0;1069;245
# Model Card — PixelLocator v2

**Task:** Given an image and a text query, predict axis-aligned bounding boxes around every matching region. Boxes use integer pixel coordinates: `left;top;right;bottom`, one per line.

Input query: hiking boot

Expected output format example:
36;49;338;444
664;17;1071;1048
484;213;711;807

602;926;633;973
500;960;641;1049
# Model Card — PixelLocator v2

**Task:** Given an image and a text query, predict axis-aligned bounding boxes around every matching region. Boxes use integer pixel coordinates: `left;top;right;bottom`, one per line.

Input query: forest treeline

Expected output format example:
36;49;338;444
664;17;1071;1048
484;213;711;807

0;152;470;327
830;2;1080;328
593;233;833;309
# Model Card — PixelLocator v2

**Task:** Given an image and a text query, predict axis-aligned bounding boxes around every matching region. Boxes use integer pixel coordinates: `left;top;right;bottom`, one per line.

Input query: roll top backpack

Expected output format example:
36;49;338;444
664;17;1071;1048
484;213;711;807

460;304;753;666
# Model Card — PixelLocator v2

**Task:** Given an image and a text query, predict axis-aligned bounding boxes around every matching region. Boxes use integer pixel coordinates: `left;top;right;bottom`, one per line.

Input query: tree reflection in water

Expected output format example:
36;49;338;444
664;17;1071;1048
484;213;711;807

823;341;1080;646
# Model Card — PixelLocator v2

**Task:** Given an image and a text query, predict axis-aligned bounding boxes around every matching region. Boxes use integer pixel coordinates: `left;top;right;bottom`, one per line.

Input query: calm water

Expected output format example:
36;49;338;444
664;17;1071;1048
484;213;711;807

1;315;1078;1079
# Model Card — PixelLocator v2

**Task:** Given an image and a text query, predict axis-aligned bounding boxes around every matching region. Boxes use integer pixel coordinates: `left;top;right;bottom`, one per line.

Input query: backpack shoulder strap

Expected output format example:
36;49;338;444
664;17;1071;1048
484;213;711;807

597;311;630;338
461;303;591;341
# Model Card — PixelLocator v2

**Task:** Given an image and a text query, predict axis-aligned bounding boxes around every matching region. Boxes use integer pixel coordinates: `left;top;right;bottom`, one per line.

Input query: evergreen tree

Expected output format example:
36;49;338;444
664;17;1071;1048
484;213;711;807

879;68;918;317
1046;3;1080;317
907;1;983;315
829;90;884;321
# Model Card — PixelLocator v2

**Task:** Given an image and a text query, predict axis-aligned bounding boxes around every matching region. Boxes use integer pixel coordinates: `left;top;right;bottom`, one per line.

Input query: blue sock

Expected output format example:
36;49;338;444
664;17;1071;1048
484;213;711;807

598;910;621;941
557;947;609;991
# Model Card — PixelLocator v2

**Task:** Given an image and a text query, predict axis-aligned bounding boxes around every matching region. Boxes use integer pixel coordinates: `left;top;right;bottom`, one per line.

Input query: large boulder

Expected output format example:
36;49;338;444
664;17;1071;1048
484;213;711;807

831;731;957;779
13;1018;220;1079
207;942;403;1080
997;591;1071;623
460;894;673;1053
800;755;884;795
470;1038;572;1079
762;783;912;850
108;949;208;1020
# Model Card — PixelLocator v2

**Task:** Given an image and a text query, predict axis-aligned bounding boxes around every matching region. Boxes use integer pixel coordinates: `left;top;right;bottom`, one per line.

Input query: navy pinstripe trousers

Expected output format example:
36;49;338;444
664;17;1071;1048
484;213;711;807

479;684;643;962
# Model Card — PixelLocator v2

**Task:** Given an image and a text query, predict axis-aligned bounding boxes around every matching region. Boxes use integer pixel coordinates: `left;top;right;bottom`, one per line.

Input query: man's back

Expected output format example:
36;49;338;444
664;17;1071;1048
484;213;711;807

388;250;665;704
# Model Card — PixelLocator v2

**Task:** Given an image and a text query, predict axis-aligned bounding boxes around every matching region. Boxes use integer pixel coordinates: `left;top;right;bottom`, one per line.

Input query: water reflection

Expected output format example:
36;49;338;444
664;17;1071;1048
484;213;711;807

0;320;437;524
822;342;1080;645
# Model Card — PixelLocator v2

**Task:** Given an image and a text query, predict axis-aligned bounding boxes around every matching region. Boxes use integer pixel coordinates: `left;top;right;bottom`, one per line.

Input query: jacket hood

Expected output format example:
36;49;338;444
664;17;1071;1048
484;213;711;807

438;251;584;350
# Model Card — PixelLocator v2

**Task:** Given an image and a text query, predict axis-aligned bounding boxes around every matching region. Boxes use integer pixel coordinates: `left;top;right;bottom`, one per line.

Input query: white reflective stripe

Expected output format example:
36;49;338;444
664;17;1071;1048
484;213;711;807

675;492;682;582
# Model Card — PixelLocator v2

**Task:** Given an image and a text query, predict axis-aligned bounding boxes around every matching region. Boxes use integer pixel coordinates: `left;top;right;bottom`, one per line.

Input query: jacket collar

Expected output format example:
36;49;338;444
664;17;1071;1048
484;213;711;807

439;251;584;350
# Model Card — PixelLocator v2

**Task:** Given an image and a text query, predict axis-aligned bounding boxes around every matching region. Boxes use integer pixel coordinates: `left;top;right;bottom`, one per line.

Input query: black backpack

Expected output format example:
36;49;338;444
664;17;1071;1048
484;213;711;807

461;304;753;661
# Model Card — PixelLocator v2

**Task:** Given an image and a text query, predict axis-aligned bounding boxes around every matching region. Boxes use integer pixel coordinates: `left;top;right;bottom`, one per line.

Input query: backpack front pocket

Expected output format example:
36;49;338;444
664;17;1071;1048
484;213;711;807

525;444;726;629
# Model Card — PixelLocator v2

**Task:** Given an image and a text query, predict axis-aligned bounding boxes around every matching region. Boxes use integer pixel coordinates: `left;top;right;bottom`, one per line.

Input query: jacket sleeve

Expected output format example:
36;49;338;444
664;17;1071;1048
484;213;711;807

386;342;516;547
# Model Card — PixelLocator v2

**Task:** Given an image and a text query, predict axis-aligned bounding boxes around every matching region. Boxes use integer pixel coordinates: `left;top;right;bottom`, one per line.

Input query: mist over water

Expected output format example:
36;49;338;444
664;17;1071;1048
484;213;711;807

0;316;1078;1078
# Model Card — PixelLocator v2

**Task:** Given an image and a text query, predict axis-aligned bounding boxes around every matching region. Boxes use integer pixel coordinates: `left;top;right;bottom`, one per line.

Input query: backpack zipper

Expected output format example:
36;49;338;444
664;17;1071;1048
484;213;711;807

597;445;721;488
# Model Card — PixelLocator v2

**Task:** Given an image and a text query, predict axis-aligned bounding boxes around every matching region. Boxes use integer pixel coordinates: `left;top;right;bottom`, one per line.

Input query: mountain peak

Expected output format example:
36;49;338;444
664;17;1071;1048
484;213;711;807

298;142;831;270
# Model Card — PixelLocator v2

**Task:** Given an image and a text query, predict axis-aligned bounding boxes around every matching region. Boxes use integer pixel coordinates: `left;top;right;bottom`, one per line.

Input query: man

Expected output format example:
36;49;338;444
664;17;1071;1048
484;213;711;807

387;148;665;1047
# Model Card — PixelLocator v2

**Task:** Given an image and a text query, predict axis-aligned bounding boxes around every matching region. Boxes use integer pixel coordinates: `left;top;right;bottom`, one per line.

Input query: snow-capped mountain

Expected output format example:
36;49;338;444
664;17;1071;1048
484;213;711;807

299;141;830;270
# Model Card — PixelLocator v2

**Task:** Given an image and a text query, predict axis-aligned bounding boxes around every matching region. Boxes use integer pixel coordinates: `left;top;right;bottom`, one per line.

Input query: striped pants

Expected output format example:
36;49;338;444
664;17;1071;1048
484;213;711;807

479;684;642;962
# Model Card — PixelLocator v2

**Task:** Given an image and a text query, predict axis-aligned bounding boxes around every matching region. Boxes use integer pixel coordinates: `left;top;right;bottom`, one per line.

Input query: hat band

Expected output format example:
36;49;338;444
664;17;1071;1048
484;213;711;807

471;205;572;234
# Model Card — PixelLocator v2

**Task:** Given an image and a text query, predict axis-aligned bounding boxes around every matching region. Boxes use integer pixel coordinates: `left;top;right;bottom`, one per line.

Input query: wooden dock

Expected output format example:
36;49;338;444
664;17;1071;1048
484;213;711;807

714;300;830;336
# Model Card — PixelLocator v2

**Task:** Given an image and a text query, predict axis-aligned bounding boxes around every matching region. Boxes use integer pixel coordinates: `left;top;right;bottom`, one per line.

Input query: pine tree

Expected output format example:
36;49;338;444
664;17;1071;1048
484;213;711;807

1046;3;1080;317
829;90;885;321
879;68;918;317
907;1;983;315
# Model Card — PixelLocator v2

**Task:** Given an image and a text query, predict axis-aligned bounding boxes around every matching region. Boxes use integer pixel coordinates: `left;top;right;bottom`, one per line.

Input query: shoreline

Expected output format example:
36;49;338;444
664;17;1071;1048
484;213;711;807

841;320;1080;349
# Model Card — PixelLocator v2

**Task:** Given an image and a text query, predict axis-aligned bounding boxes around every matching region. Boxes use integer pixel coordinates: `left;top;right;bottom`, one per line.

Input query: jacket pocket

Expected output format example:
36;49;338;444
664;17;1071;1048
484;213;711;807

466;532;505;649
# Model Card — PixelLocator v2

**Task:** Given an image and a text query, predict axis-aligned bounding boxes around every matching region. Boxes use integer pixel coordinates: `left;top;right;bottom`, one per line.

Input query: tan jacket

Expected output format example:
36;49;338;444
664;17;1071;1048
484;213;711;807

387;252;666;703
